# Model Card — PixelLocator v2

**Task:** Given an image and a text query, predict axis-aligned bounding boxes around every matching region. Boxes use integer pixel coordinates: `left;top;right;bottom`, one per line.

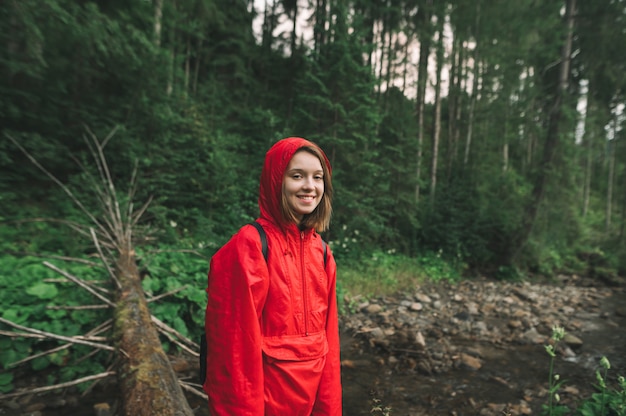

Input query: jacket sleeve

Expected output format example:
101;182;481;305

312;246;343;415
203;227;270;416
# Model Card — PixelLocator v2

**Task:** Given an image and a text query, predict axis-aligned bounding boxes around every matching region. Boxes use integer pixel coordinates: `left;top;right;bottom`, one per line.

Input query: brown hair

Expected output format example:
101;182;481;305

280;147;333;232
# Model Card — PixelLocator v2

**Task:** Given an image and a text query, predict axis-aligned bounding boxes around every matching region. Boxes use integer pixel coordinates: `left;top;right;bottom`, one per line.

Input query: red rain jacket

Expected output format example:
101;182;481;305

203;138;342;415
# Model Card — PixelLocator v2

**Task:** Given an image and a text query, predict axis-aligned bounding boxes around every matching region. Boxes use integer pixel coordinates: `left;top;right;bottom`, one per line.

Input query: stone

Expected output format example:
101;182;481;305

458;353;482;370
94;402;111;416
410;302;423;311
416;293;432;304
414;331;426;349
366;304;383;314
563;333;583;349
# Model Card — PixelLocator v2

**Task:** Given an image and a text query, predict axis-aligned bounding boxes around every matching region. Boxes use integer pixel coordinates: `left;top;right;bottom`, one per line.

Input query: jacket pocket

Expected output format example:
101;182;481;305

262;331;328;361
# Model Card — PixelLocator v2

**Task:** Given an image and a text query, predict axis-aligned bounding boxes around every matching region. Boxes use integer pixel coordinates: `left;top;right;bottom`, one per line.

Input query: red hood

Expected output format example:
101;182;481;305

259;137;331;227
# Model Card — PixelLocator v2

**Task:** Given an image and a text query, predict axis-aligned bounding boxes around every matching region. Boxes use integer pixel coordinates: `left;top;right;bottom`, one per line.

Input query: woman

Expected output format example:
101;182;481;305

203;137;342;415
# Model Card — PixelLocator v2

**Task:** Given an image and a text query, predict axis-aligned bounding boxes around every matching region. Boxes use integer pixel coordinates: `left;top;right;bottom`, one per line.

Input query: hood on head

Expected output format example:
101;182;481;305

259;137;331;227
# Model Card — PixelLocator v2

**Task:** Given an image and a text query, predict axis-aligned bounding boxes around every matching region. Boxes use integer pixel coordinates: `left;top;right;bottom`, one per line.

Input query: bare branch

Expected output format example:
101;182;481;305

151;315;199;351
101;124;120;149
7;321;112;368
47;304;110;310
0;372;116;400
0;317;114;351
156;326;198;357
178;380;207;400
4;133;118;248
84;126;125;247
0;330;45;339
147;285;187;303
43;279;110;294
43;261;115;307
81;364;115;397
9;343;70;367
90;228;122;290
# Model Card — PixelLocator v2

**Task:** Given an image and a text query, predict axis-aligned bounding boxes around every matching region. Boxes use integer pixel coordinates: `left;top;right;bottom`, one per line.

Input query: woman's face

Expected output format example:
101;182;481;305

283;150;324;221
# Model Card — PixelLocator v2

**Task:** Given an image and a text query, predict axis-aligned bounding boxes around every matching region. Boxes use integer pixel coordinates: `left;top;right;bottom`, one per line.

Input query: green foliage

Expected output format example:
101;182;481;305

542;327;626;416
139;245;209;340
337;248;462;300
1;0;624;281
542;326;571;416
0;253;112;388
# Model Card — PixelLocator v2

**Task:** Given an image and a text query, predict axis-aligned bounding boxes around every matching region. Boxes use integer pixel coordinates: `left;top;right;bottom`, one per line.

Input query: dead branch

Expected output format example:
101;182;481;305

156;326;198;358
47;305;110;310
178;380;207;400
84;126;126;249
0;371;116;400
151;315;199;350
8;218;115;250
43;261;115;307
90;227;121;289
9;344;70;367
42;279;110;294
6;321;113;368
4;133;118;248
0;317;114;351
147;285;187;303
81;363;115;397
0;330;45;339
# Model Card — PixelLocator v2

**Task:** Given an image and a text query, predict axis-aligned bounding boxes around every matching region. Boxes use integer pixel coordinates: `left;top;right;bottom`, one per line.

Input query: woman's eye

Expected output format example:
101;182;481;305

314;175;323;180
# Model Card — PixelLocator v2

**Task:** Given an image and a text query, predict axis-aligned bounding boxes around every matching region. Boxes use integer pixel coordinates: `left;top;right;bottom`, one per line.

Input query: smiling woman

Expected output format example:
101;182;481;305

282;148;327;224
202;137;342;416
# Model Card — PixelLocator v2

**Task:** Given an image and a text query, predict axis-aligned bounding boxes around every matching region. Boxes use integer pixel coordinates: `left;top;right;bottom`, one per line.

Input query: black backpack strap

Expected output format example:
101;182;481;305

252;220;326;267
250;221;268;262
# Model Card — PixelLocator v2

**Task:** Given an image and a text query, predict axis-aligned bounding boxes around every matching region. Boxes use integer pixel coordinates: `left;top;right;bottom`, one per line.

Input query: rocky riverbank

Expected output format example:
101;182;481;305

1;274;624;416
340;274;626;415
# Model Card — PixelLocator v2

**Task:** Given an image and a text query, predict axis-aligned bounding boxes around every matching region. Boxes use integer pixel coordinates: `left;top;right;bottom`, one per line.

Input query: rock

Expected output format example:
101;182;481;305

366;304;383;314
94;402;111;416
416;293;432;304
369;327;385;340
457;353;482;370
409;302;423;311
520;327;545;344
562;333;583;349
467;302;479;315
414;331;426;349
508;320;523;329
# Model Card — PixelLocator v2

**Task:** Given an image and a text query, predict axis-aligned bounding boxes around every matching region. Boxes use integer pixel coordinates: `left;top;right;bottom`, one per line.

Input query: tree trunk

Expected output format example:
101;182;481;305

446;34;459;179
114;250;193;416
582;85;593;218
415;2;432;203
430;24;444;204
154;0;163;47
512;0;577;263
291;1;298;56
464;3;481;166
606;116;617;232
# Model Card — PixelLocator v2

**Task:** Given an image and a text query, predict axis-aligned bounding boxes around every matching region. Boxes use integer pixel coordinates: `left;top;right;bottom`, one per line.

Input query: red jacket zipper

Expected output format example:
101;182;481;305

300;231;309;336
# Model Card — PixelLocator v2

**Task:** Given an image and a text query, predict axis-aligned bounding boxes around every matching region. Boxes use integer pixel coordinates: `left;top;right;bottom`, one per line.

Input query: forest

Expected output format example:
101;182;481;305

1;0;625;414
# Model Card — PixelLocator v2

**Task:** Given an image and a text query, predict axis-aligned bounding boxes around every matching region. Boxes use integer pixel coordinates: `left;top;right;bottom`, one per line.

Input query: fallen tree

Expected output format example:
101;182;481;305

3;129;198;415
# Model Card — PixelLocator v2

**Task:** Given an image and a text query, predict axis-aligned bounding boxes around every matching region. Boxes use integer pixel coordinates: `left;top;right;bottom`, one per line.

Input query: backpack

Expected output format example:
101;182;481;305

199;221;327;385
